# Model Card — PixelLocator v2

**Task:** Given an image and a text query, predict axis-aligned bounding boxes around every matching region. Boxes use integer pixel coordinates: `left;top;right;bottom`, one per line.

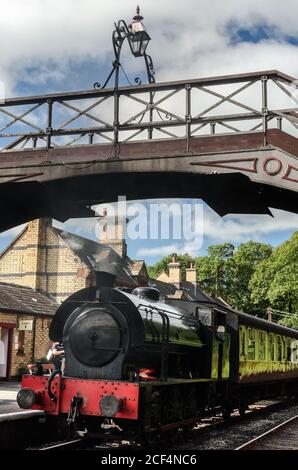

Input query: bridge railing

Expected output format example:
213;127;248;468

0;70;298;154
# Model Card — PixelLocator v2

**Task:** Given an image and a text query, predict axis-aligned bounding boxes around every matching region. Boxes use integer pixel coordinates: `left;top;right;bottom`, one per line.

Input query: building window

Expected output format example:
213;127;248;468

17;331;25;355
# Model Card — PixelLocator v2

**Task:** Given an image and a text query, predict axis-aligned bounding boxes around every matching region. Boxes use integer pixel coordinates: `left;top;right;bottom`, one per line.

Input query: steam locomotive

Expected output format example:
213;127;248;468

17;271;298;440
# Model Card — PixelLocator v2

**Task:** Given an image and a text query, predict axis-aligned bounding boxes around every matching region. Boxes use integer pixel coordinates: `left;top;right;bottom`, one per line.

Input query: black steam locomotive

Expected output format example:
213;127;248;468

18;270;298;440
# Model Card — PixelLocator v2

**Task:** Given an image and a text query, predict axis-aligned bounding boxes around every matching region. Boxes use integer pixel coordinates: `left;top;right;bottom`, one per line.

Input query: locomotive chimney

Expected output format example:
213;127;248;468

95;271;116;288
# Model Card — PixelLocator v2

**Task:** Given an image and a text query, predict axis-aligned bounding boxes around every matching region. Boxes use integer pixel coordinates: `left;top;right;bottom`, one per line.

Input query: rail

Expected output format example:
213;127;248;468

236;414;298;450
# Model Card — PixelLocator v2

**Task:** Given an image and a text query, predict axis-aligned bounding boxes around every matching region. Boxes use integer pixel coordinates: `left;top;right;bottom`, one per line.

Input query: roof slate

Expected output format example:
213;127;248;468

0;282;58;316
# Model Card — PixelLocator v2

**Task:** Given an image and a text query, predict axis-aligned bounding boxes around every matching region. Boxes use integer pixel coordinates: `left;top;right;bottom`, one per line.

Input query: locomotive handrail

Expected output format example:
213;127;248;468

159;310;170;382
47;369;62;402
139;303;170;381
138;303;197;321
144;308;161;341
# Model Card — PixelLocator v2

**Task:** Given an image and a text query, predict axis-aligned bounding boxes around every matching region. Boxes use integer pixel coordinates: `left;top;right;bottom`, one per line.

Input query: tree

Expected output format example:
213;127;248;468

195;243;235;298
146;233;297;325
250;232;298;319
228;241;272;312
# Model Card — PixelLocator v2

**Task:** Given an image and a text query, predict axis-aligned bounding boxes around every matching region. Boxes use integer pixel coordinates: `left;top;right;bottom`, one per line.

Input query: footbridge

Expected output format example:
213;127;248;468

0;69;297;231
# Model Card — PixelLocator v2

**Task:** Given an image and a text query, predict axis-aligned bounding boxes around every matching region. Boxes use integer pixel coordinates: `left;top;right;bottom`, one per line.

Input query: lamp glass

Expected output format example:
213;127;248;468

128;30;150;57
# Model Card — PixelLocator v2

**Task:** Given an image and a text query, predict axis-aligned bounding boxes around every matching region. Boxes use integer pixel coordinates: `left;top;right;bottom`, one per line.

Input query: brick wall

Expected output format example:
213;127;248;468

0;311;53;378
0;219;86;303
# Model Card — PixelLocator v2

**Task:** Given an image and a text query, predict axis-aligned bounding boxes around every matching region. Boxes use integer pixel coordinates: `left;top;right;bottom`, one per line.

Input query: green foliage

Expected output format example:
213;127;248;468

250;232;298;318
147;233;297;323
228;241;272;312
279;312;298;329
195;243;235;298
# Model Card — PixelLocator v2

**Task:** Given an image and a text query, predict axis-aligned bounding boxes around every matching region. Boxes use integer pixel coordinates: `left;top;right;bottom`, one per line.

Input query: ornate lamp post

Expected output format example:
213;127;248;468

94;6;155;150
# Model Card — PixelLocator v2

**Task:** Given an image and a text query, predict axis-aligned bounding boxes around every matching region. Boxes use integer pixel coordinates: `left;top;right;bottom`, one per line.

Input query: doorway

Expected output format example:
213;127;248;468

0;326;13;379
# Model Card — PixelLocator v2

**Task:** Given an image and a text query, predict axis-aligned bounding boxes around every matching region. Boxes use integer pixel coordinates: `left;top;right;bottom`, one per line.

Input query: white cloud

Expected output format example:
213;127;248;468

1;0;298;97
1;1;298;142
135;204;298;258
202;208;298;242
137;243;183;258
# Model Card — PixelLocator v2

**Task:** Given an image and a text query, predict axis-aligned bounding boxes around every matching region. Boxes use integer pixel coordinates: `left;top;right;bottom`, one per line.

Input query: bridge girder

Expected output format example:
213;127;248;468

0;129;297;232
0;70;297;232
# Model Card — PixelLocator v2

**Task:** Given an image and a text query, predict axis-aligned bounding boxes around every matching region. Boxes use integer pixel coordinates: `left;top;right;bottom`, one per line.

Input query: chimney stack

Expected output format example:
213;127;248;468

186;262;197;283
168;253;181;286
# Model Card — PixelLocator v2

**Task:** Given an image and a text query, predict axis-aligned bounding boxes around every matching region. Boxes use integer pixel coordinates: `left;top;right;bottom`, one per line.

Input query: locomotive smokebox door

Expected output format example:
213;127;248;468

63;303;129;379
69;309;122;367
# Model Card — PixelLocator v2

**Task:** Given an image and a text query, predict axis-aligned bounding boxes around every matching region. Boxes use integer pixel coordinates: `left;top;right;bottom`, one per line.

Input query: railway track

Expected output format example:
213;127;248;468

33;398;298;450
39;438;84;450
169;398;298;450
236;414;298;450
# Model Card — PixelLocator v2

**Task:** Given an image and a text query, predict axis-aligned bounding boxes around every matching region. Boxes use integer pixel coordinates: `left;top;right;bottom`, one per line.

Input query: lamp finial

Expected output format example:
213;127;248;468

133;5;144;22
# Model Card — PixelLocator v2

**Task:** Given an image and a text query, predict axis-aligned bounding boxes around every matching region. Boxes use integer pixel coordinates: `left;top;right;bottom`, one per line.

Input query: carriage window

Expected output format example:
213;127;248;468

259;332;266;361
240;329;246;357
247;329;256;360
269;334;275;361
277;336;282;361
287;339;292;362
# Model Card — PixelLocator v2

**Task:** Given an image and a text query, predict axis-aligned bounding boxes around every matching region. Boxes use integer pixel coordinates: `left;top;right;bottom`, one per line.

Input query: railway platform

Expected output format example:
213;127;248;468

0;381;20;414
0;381;47;449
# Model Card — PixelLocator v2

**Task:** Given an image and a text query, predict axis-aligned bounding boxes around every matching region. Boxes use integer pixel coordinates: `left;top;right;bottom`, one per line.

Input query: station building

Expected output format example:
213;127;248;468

0;282;57;379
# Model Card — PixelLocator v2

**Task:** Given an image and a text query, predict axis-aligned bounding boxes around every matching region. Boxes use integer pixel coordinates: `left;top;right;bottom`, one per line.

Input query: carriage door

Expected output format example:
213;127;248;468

212;313;230;380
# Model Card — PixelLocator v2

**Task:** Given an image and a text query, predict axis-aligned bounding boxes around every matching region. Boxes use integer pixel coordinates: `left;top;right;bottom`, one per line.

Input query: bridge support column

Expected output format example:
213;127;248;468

262;75;268;146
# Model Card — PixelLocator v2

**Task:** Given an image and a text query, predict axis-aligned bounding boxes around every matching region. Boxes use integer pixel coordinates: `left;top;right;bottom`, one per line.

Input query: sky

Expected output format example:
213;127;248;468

0;0;297;264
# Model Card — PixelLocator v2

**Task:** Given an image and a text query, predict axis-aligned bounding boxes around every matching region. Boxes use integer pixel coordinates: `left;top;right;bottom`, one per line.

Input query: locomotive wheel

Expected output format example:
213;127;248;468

163;387;183;424
143;429;160;446
239;403;248;416
183;386;198;419
222;403;233;419
47;415;70;440
151;391;162;428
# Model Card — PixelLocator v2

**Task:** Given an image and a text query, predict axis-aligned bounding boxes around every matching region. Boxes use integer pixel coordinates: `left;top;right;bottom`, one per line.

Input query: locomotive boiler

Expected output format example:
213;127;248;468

51;271;203;381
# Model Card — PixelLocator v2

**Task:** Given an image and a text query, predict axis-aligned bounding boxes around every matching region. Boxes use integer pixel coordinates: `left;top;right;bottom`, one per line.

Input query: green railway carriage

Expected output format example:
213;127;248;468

237;311;298;384
168;297;298;414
